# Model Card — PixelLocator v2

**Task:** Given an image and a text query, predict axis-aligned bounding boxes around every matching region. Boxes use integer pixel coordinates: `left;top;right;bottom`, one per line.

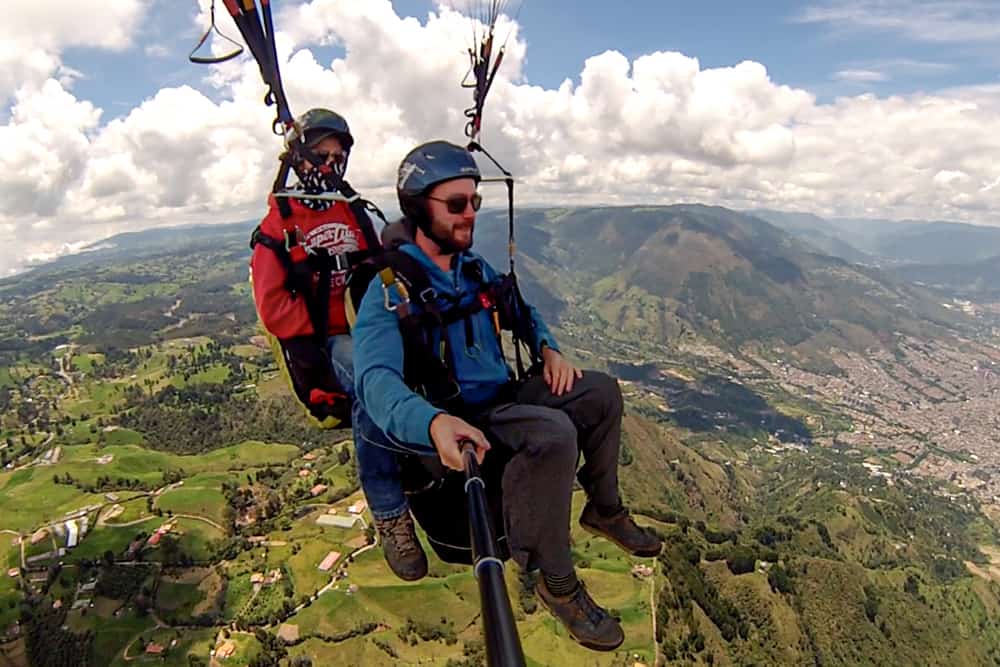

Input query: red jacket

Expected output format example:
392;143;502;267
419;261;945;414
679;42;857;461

251;194;371;339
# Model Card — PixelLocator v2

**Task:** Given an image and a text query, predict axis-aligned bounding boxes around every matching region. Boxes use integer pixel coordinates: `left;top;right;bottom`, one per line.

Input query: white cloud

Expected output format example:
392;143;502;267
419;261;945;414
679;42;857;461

796;1;1000;44
0;0;148;103
834;69;889;83
3;0;1000;275
144;44;170;58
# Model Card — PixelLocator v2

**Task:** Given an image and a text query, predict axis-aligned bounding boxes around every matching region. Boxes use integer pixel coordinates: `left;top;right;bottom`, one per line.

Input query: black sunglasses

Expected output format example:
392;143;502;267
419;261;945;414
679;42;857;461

426;192;483;214
311;151;346;166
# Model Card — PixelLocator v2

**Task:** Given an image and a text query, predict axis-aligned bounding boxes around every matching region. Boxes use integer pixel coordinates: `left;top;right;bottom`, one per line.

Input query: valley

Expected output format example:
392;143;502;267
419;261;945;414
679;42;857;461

1;206;999;666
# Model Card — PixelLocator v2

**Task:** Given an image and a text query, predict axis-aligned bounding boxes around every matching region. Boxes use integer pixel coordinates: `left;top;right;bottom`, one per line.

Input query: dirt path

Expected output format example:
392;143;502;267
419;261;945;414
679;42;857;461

966;545;1000;583
649;577;660;666
173;514;226;532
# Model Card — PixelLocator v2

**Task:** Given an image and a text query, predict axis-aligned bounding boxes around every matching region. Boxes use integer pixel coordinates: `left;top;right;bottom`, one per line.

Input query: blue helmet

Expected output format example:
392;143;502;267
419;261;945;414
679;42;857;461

396;141;481;224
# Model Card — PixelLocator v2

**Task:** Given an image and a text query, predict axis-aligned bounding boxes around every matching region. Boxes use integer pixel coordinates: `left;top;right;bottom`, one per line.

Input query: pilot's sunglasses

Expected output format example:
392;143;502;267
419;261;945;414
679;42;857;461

312;151;346;166
426;192;483;214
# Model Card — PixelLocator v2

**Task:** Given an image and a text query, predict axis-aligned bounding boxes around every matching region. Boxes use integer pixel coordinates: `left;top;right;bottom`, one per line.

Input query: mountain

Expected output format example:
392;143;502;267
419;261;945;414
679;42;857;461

478;205;966;370
745;209;875;265
863;220;1000;265
751;209;1000;266
891;255;1000;299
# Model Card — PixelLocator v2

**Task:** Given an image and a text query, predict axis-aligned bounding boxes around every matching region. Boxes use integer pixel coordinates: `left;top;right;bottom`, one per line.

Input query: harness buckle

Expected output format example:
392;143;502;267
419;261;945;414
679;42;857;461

418;287;437;304
283;227;314;254
383;282;410;313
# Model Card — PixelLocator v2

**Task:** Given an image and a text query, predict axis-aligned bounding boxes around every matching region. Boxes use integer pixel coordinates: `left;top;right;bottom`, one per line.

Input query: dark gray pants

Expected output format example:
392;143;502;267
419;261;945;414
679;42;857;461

474;371;623;577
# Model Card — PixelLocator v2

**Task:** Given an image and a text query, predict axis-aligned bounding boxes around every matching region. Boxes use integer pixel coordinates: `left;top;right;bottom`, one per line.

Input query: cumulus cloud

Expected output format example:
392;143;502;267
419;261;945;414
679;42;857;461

3;0;1000;275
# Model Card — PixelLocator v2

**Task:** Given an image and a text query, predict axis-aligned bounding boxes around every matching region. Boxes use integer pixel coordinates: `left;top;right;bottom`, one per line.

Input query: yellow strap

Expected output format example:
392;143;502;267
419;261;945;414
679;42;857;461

380;267;410;301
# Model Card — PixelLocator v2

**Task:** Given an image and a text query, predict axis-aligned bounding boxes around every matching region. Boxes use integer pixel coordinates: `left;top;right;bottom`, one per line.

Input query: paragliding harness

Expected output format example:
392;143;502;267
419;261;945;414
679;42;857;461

347;229;541;418
194;2;526;664
346;238;532;664
192;0;390;429
248;181;385;428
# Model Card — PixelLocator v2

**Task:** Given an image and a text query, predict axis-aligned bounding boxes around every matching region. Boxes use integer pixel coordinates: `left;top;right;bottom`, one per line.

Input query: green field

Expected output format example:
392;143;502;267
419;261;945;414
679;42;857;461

103;497;153;525
0;537;20;628
0;467;107;532
73;606;157;667
154;476;229;526
143;517;225;563
279;510;358;596
35;440;300;494
70;353;103;373
66;518;162;563
108;627;216;667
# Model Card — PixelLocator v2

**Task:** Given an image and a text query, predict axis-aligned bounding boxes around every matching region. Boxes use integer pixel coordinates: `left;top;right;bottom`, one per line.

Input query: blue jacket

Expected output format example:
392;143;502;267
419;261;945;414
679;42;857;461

353;242;559;449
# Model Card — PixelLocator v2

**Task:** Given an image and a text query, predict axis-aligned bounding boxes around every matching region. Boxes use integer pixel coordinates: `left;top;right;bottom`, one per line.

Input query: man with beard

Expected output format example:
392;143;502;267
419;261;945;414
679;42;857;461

351;140;662;651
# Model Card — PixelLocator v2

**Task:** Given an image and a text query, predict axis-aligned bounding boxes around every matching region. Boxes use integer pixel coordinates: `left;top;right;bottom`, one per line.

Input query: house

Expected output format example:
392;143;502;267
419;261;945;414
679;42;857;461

298;469;310;478
316;514;361;529
250;573;265;584
64;520;79;549
215;640;236;659
29;529;48;545
631;564;654;578
104;493;119;502
147;532;162;546
303;452;317;461
7;568;19;578
145;643;165;655
310;484;328;497
347;500;367;515
317;551;341;572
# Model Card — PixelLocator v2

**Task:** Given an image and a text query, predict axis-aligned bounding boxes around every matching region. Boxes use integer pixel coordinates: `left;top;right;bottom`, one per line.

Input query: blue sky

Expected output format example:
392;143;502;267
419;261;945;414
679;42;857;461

64;0;1000;121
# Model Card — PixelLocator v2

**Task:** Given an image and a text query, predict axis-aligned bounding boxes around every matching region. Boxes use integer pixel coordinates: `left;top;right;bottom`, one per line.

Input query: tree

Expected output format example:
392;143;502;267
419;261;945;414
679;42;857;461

725;546;756;575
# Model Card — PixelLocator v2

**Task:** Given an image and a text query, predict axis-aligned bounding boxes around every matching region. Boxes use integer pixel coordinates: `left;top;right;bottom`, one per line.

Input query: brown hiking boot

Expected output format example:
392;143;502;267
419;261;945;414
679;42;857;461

374;512;428;581
580;502;662;557
536;578;624;651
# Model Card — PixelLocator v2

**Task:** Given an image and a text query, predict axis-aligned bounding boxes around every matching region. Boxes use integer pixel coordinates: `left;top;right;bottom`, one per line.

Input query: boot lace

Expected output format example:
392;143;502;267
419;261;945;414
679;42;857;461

379;515;418;556
572;584;609;627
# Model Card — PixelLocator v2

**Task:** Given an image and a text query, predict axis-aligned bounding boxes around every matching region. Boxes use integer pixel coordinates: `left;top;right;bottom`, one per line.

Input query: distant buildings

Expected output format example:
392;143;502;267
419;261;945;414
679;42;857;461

250;569;283;587
215;639;236;659
316;514;361;529
147;521;175;547
310;484;328;497
317;551;341;572
64;520;79;549
631;564;654;578
347;500;367;515
145;643;165;656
